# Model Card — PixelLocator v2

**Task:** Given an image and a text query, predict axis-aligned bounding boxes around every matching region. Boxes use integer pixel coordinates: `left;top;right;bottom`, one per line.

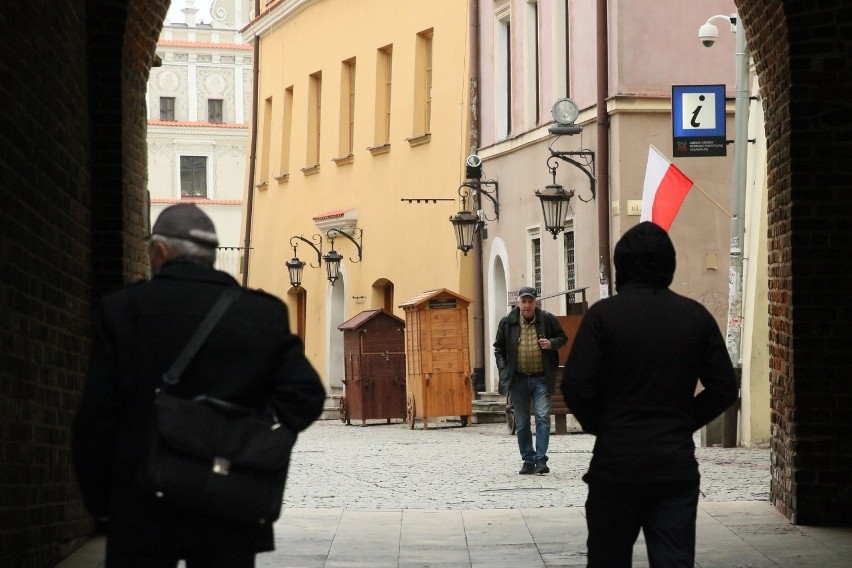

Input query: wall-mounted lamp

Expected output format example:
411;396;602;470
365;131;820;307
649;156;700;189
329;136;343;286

535;99;596;238
536;171;575;239
449;189;480;255
286;235;322;288
449;155;499;254
323;228;363;285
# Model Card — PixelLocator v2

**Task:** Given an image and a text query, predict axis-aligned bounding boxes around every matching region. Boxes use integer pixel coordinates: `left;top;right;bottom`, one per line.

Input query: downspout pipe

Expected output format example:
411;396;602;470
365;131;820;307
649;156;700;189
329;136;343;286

596;0;612;296
241;35;260;286
469;0;486;396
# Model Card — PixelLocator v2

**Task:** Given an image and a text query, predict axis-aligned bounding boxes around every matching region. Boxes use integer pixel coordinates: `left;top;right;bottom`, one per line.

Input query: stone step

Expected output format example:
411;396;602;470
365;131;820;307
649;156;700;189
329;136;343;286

477;391;505;403
320;393;342;421
472;411;507;424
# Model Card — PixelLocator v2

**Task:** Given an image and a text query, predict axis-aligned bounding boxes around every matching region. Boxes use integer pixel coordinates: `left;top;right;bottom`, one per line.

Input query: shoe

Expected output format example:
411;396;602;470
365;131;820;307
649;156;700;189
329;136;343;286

535;462;550;474
519;462;535;475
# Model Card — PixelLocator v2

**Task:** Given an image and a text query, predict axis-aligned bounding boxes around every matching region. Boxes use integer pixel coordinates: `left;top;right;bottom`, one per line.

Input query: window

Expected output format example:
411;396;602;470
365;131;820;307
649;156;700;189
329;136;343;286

496;9;512;139
279;86;294;178
180;156;207;197
259;97;272;185
563;228;576;300
208;98;223;123
160;97;175;121
413;29;433;136
532;236;542;297
524;0;540;127
553;0;570;99
306;71;322;168
339;58;356;158
375;45;393;146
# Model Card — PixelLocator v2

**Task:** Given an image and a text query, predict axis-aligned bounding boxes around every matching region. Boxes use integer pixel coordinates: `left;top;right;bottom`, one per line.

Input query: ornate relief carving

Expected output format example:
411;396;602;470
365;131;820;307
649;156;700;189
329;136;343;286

157;70;181;92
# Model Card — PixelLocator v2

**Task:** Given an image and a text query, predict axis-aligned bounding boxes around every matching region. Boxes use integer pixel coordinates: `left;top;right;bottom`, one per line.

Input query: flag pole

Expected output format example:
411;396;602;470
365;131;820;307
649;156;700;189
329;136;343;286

691;182;731;218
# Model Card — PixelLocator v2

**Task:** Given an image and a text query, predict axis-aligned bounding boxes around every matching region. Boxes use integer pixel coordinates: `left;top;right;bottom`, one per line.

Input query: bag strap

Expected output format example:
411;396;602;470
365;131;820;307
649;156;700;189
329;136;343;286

162;288;242;386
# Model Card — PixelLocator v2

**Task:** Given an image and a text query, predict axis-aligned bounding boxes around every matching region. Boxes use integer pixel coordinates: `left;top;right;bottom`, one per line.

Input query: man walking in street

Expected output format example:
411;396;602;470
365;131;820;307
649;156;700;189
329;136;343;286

561;221;738;567
495;286;567;474
73;203;326;567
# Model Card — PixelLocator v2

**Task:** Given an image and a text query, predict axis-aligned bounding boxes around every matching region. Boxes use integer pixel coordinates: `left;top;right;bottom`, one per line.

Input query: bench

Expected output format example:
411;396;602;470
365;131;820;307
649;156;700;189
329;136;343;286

505;391;573;435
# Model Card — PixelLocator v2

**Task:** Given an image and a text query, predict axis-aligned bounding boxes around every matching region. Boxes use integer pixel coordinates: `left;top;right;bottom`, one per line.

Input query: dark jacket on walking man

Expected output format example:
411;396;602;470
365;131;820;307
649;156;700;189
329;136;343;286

495;288;567;474
561;221;737;567
73;204;326;567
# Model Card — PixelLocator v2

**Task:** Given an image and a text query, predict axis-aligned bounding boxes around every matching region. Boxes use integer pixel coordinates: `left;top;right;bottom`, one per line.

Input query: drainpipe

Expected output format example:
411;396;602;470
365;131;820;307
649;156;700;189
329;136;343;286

722;15;749;448
469;0;486;396
241;35;260;286
596;0;612;296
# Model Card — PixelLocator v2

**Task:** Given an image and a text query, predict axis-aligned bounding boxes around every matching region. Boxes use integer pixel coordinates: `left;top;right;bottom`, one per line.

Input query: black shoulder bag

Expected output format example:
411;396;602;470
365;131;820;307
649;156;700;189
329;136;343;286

143;288;295;525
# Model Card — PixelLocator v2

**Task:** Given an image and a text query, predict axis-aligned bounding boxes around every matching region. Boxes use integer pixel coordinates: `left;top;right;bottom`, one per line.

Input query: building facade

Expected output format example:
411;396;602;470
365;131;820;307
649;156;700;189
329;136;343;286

147;0;253;278
241;0;475;399
474;0;771;445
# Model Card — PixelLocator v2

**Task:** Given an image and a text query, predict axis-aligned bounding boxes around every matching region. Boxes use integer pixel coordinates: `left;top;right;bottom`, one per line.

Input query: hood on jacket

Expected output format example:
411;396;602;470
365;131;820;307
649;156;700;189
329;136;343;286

613;221;676;292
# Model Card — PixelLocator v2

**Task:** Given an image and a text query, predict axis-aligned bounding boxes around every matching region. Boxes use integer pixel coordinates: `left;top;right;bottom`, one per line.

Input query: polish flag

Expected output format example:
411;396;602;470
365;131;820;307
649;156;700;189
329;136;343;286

640;145;694;231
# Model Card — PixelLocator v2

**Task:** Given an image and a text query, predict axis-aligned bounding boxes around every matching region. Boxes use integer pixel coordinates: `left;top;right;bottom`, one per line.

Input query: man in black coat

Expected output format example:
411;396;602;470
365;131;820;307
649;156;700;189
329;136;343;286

495;287;568;475
73;204;326;567
561;221;737;567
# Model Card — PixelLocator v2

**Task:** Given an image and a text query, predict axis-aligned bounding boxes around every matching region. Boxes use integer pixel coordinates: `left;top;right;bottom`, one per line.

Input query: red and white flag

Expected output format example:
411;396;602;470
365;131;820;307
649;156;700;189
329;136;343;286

640;145;694;231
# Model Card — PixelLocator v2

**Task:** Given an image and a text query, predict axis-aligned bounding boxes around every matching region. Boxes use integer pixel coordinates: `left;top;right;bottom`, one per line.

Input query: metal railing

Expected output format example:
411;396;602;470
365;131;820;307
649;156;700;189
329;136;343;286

216;247;248;280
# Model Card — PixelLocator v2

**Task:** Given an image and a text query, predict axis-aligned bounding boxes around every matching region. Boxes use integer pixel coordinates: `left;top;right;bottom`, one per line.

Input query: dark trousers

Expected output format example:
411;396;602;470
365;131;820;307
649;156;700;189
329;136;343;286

585;477;700;568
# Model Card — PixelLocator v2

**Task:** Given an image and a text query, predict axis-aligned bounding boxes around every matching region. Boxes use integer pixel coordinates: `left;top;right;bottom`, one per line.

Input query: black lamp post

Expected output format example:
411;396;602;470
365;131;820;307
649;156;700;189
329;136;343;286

535;97;596;238
323;228;363;286
449;161;499;255
323;249;344;285
535;183;575;239
286;235;322;288
285;256;306;288
449;208;480;255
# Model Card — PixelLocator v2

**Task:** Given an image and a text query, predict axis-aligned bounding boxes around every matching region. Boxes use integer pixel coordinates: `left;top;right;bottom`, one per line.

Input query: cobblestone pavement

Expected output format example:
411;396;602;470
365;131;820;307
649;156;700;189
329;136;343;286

284;419;770;510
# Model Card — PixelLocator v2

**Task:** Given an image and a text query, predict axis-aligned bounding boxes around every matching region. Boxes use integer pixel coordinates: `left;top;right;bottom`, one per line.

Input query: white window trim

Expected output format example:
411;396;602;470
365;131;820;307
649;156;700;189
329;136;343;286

557;221;575;293
174;145;215;199
527;226;542;296
495;4;512;140
523;0;539;129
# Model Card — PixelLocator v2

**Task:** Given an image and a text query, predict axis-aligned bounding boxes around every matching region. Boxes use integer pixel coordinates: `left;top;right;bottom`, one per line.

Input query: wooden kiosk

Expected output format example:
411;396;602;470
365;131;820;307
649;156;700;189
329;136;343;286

400;289;473;429
337;309;407;426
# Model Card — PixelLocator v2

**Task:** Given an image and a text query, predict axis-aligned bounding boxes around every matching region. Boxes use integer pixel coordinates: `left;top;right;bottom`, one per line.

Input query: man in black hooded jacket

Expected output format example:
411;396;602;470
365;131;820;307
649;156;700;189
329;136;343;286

561;221;737;567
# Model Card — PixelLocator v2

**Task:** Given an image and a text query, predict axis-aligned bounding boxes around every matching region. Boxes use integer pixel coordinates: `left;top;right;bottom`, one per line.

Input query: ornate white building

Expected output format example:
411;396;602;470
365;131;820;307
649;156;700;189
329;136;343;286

146;0;253;277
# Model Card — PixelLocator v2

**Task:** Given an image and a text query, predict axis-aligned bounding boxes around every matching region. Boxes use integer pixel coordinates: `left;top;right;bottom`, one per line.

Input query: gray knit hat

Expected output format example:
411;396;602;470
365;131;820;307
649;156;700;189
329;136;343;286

149;204;219;248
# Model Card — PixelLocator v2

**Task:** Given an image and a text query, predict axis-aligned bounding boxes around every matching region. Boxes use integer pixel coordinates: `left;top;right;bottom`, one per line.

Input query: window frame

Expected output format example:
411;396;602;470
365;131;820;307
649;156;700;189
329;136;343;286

178;154;210;198
160;96;176;121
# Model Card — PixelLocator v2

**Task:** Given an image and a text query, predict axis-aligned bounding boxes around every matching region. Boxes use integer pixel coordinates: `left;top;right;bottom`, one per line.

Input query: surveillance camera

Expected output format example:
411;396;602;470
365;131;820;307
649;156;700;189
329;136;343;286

699;23;718;47
465;154;483;180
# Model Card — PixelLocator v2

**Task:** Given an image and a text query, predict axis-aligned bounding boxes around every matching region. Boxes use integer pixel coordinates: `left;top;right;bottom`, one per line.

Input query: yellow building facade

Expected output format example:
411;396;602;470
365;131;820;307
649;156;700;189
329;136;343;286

241;0;475;396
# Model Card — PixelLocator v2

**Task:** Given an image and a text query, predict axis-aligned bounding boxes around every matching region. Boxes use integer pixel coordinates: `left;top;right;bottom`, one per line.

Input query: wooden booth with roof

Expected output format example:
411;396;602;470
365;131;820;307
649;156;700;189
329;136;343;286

337;309;407;426
400;289;473;429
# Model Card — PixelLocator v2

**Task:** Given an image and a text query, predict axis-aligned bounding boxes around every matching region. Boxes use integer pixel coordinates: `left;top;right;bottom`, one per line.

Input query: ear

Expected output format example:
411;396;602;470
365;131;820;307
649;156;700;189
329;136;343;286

149;240;171;274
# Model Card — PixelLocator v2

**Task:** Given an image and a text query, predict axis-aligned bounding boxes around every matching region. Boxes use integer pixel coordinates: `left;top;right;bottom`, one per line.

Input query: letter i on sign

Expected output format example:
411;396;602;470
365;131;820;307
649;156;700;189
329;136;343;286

682;92;717;131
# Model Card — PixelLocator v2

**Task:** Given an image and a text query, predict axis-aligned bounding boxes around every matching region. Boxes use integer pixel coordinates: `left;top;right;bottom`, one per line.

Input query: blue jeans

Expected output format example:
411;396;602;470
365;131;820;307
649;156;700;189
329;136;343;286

510;374;551;464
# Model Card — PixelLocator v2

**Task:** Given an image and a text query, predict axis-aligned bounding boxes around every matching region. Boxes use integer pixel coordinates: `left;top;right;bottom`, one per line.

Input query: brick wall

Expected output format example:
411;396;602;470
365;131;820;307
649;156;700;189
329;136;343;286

0;1;167;566
738;0;852;524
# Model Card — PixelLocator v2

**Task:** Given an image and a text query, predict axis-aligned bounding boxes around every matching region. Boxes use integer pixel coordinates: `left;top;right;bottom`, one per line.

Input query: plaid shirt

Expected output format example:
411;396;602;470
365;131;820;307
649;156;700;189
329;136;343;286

516;315;543;374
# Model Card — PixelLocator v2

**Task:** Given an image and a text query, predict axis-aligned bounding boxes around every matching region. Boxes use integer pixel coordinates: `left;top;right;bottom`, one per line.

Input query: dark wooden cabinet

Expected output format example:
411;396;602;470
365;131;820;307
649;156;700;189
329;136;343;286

338;309;406;425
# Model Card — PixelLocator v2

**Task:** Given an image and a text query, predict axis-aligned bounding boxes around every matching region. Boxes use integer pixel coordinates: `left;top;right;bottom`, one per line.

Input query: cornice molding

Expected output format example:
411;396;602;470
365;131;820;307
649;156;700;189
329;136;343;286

241;0;313;40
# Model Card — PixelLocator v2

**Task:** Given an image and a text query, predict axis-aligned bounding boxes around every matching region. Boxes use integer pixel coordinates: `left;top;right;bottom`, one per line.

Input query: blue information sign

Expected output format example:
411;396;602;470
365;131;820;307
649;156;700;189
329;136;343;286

672;84;727;157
